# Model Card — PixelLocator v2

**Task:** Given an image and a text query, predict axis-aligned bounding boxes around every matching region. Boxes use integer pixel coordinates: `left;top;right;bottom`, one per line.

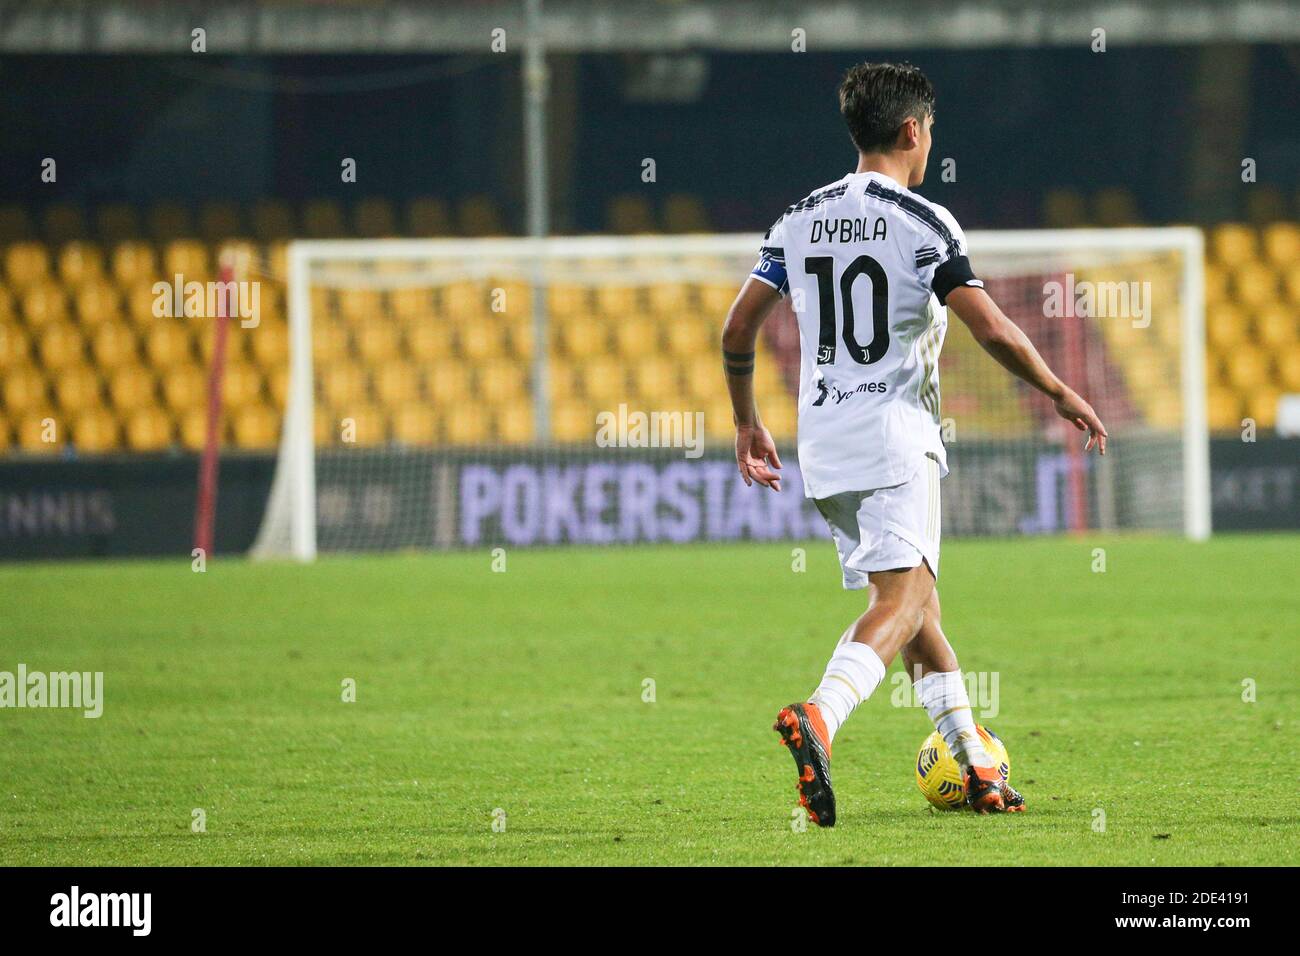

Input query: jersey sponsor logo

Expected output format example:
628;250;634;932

808;216;887;244
811;378;889;407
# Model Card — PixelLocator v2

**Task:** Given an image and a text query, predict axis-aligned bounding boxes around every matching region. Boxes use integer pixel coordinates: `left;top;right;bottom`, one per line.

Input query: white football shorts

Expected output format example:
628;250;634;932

814;454;942;589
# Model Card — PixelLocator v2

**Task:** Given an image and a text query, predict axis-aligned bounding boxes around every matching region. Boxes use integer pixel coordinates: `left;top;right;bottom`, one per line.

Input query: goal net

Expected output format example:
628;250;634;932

250;230;1207;560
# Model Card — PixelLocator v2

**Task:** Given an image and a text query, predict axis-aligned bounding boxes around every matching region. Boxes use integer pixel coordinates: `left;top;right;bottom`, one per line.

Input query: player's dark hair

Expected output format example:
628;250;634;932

838;62;936;154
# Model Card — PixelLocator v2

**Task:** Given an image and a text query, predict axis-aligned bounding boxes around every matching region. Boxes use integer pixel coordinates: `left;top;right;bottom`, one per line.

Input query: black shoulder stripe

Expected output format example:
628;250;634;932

865;181;961;259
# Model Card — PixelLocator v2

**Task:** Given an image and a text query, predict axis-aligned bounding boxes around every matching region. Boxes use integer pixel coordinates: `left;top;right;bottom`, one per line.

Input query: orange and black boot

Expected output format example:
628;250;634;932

774;702;835;828
965;764;1025;813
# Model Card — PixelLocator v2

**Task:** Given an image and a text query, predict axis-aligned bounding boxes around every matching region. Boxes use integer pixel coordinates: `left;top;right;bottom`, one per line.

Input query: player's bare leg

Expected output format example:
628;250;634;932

777;562;936;827
903;589;1025;813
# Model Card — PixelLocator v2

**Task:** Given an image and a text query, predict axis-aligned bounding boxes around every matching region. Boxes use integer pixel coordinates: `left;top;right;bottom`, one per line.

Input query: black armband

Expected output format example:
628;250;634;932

931;255;984;305
723;349;755;376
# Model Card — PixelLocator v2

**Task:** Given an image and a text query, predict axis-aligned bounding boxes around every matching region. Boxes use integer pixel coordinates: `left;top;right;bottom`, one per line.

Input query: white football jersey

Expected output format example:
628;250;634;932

750;171;984;498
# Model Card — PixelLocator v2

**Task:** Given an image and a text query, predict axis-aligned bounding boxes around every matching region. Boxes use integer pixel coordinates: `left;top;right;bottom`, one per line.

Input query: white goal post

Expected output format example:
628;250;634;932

251;228;1208;561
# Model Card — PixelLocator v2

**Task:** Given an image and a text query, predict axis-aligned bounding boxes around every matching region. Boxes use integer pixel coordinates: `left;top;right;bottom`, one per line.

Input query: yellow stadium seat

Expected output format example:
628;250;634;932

457;196;503;237
1276;347;1300;392
71;407;118;452
1232;263;1277;310
443;282;488;322
684;355;721;401
144;322;195;367
405;320;454;362
667;317;714;356
354;322;402;364
249;319;289;368
477;360;527;405
312;319;351;364
198;201;243;240
90;321;139;369
1210;223;1257;266
607;195;656;233
699;284;736;315
267;365;289;408
231;404;279;449
162;364;208;412
74;282;122;329
630;357;681;403
445;405;490;444
1042;189;1088;228
427;362;471;407
5;242;52;289
124;282;163;324
107;365;157;413
762;401;797;440
0;325;31;369
507;318;534;359
1262;223;1300;268
251;200;295;241
1283;265;1300;306
1092;188;1139;226
222;362;263;409
163;239;210;280
0;205;33;242
1203;263;1228;307
21;284;68;329
95;204;141;241
0;415;9;451
37;321;85;370
1224;347;1270;391
458;320;506;361
1244;388;1280;428
303;199;346;238
355;197;397;238
391;405;439;445
53;365;103;412
16;413;62;453
407;197;453;236
551;400;594;443
546;360;580;404
495;406;534;444
649;282;691;316
1254;307;1297;349
704;398;735;439
1206;386;1243;431
615;316;658;356
339;403;388;445
547;283;590;318
581;357;627;402
2;366;48;415
373;360;422;406
0;287;13;322
57;241;106;287
338;288;383;324
110;242;158;287
148;202;193;241
320;362;368;409
1207;305;1247;350
557;317;609;359
595;285;640;317
178;407;210;451
124;406;173;451
390;287;434;322
663;194;710;233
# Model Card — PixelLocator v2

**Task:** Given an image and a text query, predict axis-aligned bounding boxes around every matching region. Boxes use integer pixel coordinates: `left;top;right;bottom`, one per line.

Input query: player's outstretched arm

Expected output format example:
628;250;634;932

946;284;1108;454
722;277;785;490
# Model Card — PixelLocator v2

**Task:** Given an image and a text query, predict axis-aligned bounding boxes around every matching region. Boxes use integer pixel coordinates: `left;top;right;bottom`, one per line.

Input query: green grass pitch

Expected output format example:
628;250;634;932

1;534;1296;866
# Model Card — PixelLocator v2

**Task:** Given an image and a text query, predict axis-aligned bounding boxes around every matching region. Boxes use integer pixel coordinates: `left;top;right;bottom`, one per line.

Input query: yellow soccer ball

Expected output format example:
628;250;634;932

915;725;1011;810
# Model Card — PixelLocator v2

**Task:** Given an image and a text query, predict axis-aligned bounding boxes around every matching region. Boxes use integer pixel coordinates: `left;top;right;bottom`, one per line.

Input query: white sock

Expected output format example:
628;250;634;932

914;669;993;771
808;641;886;741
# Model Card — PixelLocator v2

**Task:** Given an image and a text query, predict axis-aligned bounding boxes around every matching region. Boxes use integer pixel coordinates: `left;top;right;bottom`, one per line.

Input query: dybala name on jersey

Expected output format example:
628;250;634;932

808;216;887;244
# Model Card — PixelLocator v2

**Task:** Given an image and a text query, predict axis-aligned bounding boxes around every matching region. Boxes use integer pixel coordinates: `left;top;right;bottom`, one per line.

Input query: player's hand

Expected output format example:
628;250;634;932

735;423;783;490
1053;388;1108;455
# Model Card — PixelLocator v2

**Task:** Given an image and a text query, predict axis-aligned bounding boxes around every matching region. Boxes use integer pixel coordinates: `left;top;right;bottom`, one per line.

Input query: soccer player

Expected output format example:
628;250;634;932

722;62;1107;825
